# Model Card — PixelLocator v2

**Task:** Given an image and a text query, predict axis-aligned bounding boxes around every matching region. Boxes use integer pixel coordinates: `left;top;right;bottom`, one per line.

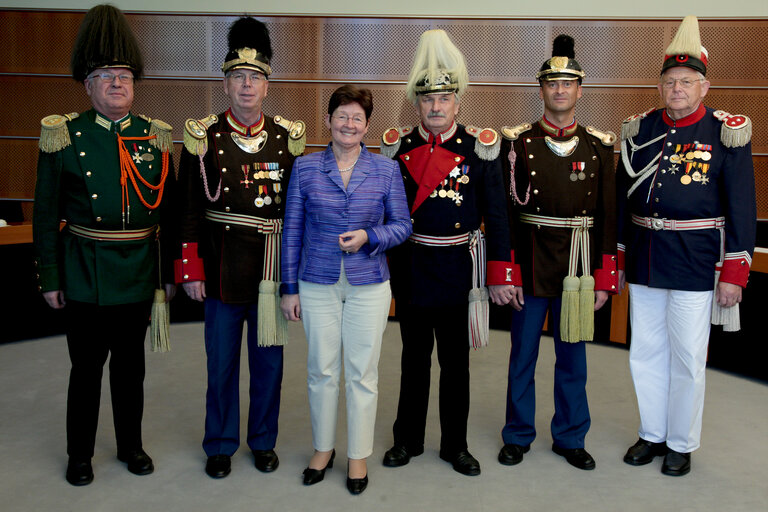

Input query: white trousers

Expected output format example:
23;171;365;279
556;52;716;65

628;284;713;453
299;271;391;459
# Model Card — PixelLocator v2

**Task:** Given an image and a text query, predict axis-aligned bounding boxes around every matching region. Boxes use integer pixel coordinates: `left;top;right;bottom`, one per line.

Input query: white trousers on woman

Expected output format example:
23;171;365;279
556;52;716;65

299;271;391;459
628;284;713;453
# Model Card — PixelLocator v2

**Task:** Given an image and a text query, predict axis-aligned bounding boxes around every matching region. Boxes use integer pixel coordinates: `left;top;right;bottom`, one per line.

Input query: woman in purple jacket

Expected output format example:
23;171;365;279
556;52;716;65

280;85;411;494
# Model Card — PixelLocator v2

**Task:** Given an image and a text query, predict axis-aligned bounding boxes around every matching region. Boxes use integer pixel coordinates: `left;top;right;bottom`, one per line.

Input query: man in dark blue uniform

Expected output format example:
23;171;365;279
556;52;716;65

498;35;618;471
380;29;516;476
175;17;305;479
617;16;756;477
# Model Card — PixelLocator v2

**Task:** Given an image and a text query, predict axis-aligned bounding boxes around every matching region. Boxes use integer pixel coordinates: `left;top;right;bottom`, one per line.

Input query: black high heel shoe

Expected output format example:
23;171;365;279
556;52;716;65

346;461;368;495
302;449;335;485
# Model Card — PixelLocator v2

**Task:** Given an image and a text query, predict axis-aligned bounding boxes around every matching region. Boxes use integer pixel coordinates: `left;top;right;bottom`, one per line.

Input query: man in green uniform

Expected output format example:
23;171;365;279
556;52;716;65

33;4;175;486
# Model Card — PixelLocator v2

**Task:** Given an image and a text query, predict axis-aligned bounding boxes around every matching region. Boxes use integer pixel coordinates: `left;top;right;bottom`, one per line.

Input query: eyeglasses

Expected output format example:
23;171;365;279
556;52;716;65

227;72;267;84
87;72;134;84
661;78;703;89
332;114;366;125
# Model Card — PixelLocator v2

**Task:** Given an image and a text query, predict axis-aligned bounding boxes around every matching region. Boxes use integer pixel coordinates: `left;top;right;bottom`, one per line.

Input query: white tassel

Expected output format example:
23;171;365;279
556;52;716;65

150;288;171;353
468;286;489;349
711;270;741;332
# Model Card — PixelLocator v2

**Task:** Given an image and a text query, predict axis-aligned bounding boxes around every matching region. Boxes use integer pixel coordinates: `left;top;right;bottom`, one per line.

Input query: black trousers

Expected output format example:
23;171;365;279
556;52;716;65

392;303;470;455
65;300;151;460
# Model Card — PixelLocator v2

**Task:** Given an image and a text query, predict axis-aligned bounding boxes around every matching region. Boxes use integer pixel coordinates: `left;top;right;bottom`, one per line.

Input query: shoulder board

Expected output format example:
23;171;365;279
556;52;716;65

380;126;413;159
585;126;617;146
620;108;656;140
273;115;306;156
713;110;752;148
500;123;532;141
38;113;79;153
183;115;218;156
137;114;173;153
466;126;500;161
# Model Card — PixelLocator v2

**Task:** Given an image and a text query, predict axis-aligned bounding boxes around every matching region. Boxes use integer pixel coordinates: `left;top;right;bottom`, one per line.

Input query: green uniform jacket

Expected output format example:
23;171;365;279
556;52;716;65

33;109;175;305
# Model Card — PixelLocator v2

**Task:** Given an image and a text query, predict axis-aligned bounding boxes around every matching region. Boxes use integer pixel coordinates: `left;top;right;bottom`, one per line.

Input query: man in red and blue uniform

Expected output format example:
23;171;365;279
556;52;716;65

617;16;756;477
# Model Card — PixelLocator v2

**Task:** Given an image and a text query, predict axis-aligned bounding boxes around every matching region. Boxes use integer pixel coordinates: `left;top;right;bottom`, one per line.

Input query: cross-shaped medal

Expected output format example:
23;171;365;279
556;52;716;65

241;164;253;188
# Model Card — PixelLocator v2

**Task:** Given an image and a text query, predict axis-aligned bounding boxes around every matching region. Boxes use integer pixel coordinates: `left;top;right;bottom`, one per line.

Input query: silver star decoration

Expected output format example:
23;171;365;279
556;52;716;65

453;193;463;204
132;152;142;164
701;175;709;185
669;164;679;175
449;167;461;178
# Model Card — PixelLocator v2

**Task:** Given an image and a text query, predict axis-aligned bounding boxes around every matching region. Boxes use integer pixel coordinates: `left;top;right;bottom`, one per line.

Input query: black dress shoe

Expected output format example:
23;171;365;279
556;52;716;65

66;458;94;486
623;438;667;466
552;444;595;470
382;445;423;467
302;449;335;485
252;449;279;473
498;443;530;466
439;450;481;476
117;449;154;475
661;450;691;476
205;454;231;479
346;474;368;495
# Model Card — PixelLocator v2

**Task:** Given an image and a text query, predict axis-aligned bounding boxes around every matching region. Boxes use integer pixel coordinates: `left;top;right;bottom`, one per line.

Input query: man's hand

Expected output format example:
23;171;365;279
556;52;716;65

339;230;368;254
43;290;66;309
164;283;177;302
280;294;301;321
716;281;742;308
182;280;206;302
594;290;609;311
489;284;516;306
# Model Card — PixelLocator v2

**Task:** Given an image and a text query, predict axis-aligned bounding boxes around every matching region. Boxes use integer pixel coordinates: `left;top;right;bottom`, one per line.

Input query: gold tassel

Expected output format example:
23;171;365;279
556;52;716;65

39;114;73;153
579;275;595;342
150;288;171;352
257;280;287;347
560;276;581;343
288;131;306;156
183;126;207;156
148;119;173;153
468;286;490;348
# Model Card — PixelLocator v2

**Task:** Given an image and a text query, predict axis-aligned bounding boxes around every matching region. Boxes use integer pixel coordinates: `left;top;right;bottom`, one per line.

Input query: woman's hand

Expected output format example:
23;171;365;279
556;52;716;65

281;294;302;321
338;229;368;254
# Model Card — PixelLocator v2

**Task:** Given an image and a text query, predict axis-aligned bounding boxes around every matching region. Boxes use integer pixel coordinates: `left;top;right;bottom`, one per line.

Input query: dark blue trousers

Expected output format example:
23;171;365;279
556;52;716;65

502;295;590;449
203;298;283;456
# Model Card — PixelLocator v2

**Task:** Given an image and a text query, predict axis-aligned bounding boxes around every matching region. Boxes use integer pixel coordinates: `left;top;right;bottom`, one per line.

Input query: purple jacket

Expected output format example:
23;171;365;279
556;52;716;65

281;143;412;294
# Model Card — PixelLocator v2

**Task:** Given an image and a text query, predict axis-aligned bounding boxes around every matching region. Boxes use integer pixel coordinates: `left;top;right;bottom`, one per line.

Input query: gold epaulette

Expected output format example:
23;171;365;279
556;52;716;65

380;126;414;159
585;126;617;146
273;115;306;156
713;110;752;148
38;113;79;153
620;108;656;140
183;115;218;156
500;123;532;142
137;114;174;153
466;126;500;161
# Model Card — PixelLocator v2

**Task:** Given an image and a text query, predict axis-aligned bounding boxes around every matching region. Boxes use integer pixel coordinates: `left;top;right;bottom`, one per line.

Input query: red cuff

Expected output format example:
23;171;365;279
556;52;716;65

174;242;205;284
487;251;523;286
617;247;625;272
719;258;750;288
593;253;618;294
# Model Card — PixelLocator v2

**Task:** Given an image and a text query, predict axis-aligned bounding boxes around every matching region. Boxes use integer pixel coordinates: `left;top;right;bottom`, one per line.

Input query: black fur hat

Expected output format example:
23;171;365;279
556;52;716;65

222;17;273;76
70;4;143;83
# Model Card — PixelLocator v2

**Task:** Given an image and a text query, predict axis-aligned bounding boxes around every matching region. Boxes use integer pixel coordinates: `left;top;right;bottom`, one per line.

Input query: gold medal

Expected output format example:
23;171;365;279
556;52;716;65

691;171;702;182
693;150;702;159
430;190;438;198
670;154;681;164
447;190;455;198
680;174;692;185
461;175;469;184
686;151;695;160
438;189;447;198
701;151;711;161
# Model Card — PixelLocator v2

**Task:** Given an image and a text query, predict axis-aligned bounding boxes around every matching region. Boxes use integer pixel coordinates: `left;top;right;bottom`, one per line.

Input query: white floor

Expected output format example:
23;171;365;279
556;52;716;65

1;321;766;512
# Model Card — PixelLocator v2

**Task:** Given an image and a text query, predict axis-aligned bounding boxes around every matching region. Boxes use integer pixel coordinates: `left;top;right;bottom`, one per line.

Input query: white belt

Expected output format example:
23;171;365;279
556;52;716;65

205;209;282;234
409;232;470;246
631;214;725;231
520;213;593;277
